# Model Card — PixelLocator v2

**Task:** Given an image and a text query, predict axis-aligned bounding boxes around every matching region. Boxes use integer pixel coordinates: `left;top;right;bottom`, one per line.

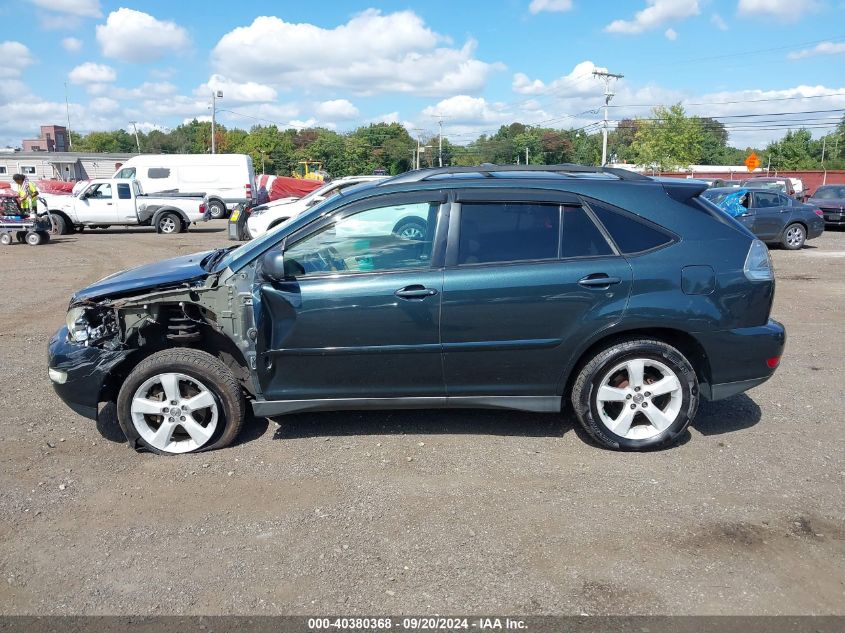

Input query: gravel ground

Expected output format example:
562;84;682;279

0;222;843;615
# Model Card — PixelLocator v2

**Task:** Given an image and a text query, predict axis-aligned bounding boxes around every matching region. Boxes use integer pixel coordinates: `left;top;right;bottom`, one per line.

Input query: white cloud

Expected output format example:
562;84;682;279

788;41;845;59
194;74;277;103
315;99;360;120
664;28;678;40
29;0;101;17
737;0;819;21
96;8;190;63
89;97;119;113
61;37;83;52
605;0;700;34
68;62;116;84
109;82;178;101
422;95;509;125
512;61;606;96
528;0;573;14
710;13;728;30
183;116;212;125
367;112;401;125
211;10;503;97
0;42;35;78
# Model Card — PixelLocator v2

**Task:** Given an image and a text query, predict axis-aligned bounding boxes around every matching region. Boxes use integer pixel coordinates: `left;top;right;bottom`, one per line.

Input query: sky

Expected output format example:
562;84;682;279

1;0;844;150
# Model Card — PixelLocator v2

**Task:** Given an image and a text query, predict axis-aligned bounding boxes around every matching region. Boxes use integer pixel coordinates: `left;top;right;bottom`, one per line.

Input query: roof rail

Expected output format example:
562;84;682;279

381;163;650;185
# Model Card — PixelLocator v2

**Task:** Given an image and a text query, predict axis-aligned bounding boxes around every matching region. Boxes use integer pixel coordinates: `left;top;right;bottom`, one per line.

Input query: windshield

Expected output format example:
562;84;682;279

813;186;845;200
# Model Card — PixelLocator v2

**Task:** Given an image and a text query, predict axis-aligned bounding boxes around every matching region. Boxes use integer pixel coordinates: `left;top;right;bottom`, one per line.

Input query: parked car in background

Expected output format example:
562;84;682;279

246;175;387;239
114;154;255;219
741;177;797;199
42;178;209;234
807;185;845;227
702;187;824;249
49;164;786;455
789;177;806;202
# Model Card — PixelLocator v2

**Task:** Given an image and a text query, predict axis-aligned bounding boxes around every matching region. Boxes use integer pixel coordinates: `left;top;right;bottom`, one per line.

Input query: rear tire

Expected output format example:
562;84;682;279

116;348;245;455
207;200;227;219
0;233;11;245
571;338;699;451
782;223;806;250
393;217;427;240
25;231;43;245
157;212;182;234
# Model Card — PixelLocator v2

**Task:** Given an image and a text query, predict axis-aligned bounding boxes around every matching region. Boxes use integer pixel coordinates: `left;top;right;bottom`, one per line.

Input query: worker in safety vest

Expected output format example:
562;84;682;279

12;173;38;217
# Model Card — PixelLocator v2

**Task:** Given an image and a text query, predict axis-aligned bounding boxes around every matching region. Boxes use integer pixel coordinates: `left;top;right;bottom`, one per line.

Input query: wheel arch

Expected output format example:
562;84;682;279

268;216;290;231
152;206;190;228
98;320;254;404
561;326;712;404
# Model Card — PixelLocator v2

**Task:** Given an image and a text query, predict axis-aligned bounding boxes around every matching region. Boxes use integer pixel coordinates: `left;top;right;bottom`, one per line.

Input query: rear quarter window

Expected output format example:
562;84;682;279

588;201;674;254
147;168;171;179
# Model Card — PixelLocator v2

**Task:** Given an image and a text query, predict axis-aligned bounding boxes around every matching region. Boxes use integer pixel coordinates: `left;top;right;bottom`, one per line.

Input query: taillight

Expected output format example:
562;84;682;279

767;356;781;369
199;202;206;213
245;183;252;199
743;239;774;281
814;208;823;217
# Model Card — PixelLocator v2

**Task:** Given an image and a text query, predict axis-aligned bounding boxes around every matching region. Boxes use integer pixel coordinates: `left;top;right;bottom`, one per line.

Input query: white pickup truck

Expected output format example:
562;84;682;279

42;178;209;235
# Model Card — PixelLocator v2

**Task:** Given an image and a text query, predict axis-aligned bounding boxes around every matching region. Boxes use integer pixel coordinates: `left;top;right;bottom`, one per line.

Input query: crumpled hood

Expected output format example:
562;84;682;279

72;250;214;303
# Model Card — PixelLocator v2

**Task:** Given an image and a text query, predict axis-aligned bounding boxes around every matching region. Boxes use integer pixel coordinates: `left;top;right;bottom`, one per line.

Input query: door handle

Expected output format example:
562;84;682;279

395;285;438;299
578;275;622;287
106;202;113;205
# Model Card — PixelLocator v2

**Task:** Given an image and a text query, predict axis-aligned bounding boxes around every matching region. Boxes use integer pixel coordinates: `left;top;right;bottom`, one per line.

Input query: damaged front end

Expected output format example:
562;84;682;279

48;252;261;423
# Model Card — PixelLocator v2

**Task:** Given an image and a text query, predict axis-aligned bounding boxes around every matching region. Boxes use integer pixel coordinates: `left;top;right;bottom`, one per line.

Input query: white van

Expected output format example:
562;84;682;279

113;154;255;218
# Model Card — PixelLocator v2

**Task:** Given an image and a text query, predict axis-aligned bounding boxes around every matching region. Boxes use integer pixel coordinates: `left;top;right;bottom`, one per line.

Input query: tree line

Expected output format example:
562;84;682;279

67;104;845;176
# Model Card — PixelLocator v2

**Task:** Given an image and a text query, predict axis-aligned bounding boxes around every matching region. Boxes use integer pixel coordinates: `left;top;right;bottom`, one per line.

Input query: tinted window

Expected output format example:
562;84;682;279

753;192;781;209
813;186;845;200
458;202;559;265
561;207;613;258
116;168;135;178
284;202;438;277
590;202;673;254
148;167;171;179
117;183;132;199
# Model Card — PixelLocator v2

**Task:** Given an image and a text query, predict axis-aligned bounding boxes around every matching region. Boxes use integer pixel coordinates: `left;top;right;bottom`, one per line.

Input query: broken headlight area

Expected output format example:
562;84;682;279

66;306;119;347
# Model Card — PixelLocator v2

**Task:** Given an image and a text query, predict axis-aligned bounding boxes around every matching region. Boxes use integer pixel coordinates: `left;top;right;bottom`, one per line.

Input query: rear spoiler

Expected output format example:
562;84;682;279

661;180;709;203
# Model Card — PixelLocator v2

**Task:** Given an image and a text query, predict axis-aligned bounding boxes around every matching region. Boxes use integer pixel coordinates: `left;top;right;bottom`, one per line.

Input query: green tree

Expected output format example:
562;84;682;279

631;104;704;170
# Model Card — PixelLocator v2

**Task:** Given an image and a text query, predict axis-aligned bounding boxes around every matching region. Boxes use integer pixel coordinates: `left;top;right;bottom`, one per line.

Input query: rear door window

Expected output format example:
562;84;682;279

561;206;613;258
752;192;781;209
458;202;560;265
117;183;132;199
588;202;674;254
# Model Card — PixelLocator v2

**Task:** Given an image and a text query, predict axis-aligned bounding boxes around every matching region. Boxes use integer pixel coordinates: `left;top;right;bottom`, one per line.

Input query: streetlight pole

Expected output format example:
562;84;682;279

211;90;222;154
130;121;141;153
592;69;624;166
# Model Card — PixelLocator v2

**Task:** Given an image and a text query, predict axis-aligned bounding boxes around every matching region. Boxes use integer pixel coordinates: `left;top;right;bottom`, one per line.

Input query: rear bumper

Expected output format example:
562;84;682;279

807;218;825;239
48;327;129;421
696;319;786;401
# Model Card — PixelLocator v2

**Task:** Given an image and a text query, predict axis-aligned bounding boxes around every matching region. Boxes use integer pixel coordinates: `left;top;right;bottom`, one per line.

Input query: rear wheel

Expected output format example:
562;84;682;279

782;223;806;250
25;231;43;245
0;233;11;245
571;339;699;450
116;349;245;455
207;200;227;219
157;212;182;234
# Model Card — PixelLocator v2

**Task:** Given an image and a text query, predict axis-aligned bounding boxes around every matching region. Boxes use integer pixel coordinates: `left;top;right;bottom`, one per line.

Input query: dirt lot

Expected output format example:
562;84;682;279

0;222;843;615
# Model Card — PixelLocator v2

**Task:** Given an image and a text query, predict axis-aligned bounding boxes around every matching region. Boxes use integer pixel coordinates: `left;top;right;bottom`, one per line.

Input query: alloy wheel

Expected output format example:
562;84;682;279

130;372;218;453
159;217;177;233
786;225;804;248
595;358;683;440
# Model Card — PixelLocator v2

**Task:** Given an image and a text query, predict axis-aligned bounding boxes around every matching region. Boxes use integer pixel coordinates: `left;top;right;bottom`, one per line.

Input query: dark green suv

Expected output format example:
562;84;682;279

48;165;785;453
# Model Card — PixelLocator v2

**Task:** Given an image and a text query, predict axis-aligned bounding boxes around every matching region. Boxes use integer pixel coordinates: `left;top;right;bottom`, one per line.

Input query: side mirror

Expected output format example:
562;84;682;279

261;250;287;282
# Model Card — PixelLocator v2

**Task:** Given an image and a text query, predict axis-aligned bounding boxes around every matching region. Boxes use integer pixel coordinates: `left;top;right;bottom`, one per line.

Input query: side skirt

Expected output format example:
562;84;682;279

251;395;561;417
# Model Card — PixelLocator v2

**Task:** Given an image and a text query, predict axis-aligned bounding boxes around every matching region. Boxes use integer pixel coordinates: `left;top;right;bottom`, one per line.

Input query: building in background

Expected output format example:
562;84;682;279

22;125;70;153
0;152;133;183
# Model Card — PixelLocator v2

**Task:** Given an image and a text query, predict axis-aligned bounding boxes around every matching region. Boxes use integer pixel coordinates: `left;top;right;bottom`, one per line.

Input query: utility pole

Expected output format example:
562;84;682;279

413;128;425;170
592;68;624;166
821;136;827;184
525;147;529;165
210;90;223;154
64;82;73;149
428;115;446;167
130;121;141;153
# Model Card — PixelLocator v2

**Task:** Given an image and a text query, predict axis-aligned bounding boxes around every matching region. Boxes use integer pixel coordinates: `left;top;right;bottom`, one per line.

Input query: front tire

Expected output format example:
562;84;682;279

571;339;699;450
782;223;806;250
116;349;245;455
157;212;182;234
